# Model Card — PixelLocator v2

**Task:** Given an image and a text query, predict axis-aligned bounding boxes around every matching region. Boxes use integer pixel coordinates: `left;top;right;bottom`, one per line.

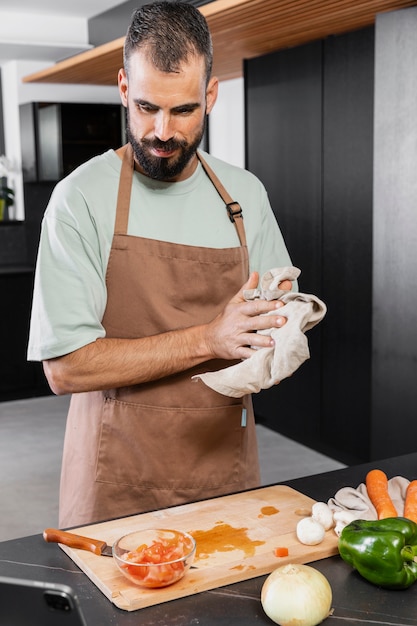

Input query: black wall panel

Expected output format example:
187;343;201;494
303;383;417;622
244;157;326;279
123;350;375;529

245;42;324;450
321;30;374;460
245;41;323;295
245;28;375;463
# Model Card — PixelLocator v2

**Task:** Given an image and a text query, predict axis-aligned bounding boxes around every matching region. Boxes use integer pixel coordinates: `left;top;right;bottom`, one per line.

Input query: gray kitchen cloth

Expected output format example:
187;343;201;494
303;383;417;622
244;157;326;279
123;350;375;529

192;266;327;398
327;476;410;520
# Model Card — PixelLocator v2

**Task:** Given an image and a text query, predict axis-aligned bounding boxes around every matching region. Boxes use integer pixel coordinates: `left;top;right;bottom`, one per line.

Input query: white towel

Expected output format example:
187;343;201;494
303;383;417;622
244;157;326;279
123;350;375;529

192;267;327;398
328;476;410;521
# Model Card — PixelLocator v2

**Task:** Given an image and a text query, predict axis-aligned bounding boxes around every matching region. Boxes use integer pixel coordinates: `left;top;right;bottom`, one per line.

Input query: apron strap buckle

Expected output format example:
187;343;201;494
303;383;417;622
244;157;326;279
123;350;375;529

226;201;243;223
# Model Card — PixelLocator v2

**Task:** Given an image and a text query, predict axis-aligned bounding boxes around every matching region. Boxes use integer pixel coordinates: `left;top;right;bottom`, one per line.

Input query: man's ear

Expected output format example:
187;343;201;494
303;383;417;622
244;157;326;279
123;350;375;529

206;76;219;114
118;68;128;107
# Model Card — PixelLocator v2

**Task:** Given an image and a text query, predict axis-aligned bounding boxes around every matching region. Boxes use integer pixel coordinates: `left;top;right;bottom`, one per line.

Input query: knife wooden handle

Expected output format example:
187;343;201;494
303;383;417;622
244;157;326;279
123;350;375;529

43;528;108;556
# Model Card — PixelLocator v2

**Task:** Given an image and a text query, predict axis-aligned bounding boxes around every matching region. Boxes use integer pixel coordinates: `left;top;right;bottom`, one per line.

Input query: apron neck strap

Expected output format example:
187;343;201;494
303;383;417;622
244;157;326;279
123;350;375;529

197;152;247;248
114;143;134;235
115;144;247;247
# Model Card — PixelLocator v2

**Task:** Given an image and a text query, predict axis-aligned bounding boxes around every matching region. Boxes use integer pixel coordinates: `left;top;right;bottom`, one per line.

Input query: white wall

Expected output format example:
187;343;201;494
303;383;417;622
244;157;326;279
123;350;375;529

209;77;244;169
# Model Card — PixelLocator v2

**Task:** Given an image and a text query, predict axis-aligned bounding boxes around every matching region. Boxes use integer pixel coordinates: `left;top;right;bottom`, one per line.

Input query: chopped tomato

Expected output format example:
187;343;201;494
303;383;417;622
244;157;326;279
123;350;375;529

121;533;193;587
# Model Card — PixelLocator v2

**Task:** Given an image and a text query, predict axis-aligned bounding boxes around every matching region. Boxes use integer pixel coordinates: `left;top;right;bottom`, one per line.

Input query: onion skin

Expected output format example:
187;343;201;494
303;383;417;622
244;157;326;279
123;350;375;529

261;563;332;626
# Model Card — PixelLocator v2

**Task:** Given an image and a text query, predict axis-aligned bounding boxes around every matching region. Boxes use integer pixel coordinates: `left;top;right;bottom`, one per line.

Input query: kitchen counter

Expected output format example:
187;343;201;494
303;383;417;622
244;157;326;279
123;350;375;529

1;453;417;625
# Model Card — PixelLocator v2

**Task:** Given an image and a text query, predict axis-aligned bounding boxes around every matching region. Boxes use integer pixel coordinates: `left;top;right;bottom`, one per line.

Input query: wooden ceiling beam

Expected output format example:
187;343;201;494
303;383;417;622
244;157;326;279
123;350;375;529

22;0;417;85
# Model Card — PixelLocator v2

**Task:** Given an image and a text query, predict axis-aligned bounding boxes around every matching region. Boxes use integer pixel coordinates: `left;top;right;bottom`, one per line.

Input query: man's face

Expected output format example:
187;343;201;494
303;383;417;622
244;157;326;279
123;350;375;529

118;50;218;182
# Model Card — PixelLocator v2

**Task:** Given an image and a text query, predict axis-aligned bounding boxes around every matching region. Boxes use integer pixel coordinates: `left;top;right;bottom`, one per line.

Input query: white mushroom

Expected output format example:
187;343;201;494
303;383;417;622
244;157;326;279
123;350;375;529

296;517;325;545
311;502;334;531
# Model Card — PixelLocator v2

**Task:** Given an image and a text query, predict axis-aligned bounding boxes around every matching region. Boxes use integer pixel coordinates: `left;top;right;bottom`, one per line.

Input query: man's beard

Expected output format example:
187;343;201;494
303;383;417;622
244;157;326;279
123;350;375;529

126;115;205;181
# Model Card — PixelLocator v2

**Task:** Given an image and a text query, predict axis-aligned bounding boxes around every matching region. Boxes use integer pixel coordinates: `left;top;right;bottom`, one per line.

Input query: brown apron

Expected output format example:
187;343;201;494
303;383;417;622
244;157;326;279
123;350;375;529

59;144;260;528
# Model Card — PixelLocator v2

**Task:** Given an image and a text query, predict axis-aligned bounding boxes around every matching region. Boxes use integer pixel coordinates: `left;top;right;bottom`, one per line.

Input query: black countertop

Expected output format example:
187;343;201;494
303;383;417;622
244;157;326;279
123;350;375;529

1;453;417;625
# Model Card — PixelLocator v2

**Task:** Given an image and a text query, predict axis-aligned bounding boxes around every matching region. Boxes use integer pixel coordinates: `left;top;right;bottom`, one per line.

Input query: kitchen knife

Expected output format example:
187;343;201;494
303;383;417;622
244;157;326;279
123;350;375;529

43;528;113;557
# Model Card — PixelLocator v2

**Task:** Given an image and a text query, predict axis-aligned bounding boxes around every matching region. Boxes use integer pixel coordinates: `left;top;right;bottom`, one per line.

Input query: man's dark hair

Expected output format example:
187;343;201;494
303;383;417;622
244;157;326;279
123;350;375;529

124;1;213;83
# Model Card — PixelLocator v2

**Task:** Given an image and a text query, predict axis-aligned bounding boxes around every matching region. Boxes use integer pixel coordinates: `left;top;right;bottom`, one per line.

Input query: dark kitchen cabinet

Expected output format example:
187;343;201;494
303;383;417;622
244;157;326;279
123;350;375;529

0;267;51;401
20;102;125;182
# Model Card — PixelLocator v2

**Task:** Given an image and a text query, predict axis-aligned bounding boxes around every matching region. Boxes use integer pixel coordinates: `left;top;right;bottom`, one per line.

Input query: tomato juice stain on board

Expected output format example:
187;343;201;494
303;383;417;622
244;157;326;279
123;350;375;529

189;522;265;559
258;505;279;518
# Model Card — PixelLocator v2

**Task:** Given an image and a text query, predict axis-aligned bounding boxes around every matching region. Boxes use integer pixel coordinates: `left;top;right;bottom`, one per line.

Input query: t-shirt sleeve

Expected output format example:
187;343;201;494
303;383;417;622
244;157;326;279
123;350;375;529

27;188;108;362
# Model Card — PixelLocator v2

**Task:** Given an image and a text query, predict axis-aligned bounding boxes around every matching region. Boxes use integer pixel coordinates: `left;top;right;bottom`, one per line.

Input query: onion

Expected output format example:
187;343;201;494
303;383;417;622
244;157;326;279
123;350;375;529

261;563;332;626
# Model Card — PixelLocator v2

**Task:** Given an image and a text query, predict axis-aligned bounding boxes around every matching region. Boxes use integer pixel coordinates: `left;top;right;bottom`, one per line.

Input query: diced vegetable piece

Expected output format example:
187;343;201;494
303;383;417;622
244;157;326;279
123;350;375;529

274;547;289;557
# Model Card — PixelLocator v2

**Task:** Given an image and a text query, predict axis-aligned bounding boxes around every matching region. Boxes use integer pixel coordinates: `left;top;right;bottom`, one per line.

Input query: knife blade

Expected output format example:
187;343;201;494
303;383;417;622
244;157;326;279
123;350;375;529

43;528;113;557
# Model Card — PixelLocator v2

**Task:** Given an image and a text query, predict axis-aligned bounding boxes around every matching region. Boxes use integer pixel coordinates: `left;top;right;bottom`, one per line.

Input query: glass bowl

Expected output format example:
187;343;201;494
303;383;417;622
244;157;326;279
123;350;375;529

112;528;196;588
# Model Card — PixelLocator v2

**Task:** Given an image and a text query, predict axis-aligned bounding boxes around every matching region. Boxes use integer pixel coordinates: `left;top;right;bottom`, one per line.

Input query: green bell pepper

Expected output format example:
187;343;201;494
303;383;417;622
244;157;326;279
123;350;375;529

338;517;417;589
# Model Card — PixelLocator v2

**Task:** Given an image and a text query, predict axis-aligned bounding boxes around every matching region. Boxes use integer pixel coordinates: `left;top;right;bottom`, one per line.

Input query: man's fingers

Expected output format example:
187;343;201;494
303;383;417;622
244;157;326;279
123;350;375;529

278;279;292;291
232;274;292;307
230;271;259;304
243;271;259;292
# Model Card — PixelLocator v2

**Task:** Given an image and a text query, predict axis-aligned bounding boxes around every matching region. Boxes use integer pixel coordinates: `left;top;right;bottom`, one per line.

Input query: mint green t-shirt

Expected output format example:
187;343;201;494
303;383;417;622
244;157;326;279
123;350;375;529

28;149;295;361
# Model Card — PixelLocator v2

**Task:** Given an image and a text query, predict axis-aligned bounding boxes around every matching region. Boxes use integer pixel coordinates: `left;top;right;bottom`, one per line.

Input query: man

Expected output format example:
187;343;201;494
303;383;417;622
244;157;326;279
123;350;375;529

28;1;295;528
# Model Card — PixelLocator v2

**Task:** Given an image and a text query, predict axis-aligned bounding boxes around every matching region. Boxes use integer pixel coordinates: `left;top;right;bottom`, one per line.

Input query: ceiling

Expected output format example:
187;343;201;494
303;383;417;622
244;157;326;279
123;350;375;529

0;0;128;64
0;0;125;17
6;0;417;85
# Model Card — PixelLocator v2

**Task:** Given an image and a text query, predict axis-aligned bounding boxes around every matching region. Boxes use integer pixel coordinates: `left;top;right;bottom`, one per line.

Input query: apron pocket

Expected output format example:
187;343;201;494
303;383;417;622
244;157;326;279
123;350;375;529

95;398;245;490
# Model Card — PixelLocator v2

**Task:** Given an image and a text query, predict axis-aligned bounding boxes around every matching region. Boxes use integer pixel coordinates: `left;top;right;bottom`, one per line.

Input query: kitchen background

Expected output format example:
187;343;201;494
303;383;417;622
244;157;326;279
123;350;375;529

1;0;417;516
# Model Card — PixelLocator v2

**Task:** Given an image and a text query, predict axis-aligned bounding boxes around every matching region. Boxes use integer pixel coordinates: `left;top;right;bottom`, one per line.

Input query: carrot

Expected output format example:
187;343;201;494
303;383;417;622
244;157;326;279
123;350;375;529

366;469;398;519
404;480;417;523
273;547;289;557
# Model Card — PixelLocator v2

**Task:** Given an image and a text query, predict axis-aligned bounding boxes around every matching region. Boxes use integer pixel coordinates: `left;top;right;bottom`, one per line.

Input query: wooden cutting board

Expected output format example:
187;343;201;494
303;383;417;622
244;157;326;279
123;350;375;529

58;485;338;611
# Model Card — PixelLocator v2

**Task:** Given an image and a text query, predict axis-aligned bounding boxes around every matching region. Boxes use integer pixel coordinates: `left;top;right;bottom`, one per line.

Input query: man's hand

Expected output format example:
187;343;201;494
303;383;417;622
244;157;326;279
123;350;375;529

203;271;291;361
